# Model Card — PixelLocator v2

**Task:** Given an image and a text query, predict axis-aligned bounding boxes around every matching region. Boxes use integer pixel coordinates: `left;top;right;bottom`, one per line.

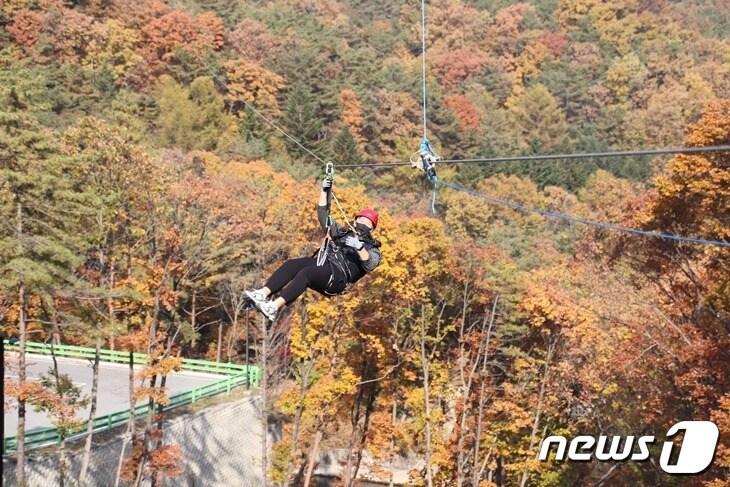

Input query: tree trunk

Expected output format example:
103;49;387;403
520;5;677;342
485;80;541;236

290;359;314;481
245;314;250;389
114;422;132;487
81;245;108;485
49;341;66;487
350;385;375;484
114;351;136;487
58;437;67;487
150;373;168;487
473;378;488;485
129;350;137;438
473;298;498;486
456;282;470;487
16;283;27;487
134;372;156;487
155;374;168;444
343;364;366;486
519;337;557;487
216;322;223;363
16;202;27;487
260;316;268;487
388;400;397;487
190;290;197;349
420;319;433;487
135;371;158;485
302;429;323;487
134;289;161;487
80;333;102;484
226;307;238;362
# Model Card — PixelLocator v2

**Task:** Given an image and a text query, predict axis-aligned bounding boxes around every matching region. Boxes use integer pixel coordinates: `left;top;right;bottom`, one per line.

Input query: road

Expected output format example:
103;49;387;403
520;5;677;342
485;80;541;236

4;353;223;434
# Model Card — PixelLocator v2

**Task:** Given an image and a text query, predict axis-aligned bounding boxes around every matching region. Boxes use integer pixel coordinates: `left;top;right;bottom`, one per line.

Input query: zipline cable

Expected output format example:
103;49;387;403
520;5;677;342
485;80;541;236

420;0;428;139
437;179;730;248
236;76;729;247
334;145;730;168
331;191;358;233
241;101;363;231
241;99;328;166
238;97;729;247
238;94;730;171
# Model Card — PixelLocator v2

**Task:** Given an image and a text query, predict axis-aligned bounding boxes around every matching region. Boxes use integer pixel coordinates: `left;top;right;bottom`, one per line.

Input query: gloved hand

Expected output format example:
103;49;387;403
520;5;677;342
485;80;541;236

344;234;364;250
322;176;333;192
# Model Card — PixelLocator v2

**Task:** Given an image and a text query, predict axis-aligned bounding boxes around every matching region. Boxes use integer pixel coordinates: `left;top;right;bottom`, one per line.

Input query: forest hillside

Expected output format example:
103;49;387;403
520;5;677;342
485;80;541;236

1;0;729;485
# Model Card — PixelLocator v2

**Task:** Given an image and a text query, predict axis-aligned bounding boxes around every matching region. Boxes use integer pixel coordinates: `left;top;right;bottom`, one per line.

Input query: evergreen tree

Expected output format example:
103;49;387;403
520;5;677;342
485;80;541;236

156;75;197;150
156;75;237;152
332;126;363;166
508;83;571;155
534;61;592;122
0;89;96;486
189;76;237;152
429;90;476;161
166;47;223;86
280;82;329;163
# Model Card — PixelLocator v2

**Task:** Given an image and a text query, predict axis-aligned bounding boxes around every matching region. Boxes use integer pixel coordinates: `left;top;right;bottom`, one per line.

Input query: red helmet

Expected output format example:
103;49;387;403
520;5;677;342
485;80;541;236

355;208;379;229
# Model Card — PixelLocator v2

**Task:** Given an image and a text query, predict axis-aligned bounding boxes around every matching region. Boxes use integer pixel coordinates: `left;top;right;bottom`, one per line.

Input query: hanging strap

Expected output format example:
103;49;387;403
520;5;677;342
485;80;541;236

331;191;358;234
316;236;329;266
324;162;335;228
420;0;428;139
317;162;336;267
317;162;359;265
324;160;359;234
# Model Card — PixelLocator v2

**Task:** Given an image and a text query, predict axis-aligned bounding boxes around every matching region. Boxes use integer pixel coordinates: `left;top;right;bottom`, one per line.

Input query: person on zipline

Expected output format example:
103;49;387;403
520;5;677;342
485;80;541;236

245;175;382;321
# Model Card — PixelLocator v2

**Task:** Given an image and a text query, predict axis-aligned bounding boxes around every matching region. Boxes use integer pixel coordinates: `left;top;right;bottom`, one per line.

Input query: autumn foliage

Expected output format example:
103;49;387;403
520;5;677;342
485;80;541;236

2;0;730;486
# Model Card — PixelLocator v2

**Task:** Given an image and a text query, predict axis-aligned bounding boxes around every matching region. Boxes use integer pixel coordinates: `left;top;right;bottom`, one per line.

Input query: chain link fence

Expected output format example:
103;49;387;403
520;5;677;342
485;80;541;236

3;396;264;487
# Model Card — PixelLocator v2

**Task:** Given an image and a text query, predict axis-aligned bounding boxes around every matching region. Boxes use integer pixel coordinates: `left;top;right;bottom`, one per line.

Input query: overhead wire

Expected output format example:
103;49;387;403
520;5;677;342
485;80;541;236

238;81;730;173
420;0;428;139
334;145;730;168
240;99;329;166
330;191;358;233
234;27;730;249
437;179;730;248
240;100;363;232
238;94;730;247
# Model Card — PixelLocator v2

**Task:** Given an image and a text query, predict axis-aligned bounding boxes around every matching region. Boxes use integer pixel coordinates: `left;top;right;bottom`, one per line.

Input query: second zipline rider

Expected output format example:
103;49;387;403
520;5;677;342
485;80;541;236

245;174;382;321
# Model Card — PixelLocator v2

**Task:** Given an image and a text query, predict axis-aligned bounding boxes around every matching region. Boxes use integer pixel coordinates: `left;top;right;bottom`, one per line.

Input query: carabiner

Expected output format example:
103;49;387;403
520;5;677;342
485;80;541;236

325;161;335;178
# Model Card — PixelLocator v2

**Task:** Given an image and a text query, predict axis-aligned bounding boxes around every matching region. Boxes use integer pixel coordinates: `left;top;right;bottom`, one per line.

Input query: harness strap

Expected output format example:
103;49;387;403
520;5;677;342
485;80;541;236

331;191;358;234
316;233;330;266
322;249;351;296
317;162;336;267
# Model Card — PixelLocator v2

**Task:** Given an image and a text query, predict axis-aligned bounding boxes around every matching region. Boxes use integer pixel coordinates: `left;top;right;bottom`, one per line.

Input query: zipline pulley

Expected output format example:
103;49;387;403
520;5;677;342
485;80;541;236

317;161;335;266
411;138;440;185
410;138;441;214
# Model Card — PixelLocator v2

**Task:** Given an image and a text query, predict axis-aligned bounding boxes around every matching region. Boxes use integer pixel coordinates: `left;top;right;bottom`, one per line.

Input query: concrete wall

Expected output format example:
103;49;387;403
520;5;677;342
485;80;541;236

3;396;265;487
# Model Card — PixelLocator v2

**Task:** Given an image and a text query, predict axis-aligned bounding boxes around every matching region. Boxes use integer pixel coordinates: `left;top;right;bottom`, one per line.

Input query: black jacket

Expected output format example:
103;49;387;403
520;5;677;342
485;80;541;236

317;204;381;282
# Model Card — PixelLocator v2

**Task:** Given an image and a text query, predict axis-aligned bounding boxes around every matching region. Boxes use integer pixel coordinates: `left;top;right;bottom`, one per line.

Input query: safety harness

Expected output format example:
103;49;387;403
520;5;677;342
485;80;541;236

411;137;440;213
315;162;374;296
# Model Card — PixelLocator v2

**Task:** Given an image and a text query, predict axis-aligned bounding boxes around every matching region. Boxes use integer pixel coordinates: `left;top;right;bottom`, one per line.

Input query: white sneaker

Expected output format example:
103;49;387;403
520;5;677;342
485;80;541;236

258;299;280;322
245;289;268;306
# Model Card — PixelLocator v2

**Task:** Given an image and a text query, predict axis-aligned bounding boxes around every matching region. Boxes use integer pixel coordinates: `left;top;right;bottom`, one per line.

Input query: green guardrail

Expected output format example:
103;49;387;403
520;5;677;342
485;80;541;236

14;341;255;376
3;340;260;453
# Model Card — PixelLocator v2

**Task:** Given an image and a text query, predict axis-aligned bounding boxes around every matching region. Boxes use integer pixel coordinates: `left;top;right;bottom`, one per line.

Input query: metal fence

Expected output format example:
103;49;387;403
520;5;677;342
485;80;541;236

3;340;259;453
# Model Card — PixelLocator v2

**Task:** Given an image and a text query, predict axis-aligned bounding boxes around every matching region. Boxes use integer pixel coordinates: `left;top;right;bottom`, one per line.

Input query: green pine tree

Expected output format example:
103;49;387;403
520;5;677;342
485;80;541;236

0;89;97;486
332;126;363;166
281;82;329;162
0;100;93;301
156;75;237;152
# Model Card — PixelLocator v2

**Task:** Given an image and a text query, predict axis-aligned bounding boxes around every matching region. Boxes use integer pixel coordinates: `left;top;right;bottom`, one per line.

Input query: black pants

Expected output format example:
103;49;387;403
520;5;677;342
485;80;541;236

265;257;346;304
